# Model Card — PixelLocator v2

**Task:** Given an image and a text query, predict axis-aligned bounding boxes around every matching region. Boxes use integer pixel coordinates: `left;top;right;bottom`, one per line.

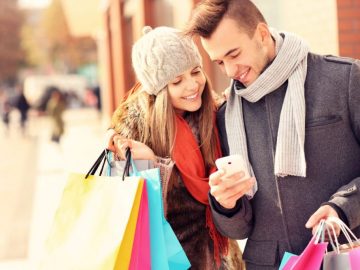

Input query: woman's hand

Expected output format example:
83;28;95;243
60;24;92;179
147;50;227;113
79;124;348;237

105;129;117;153
113;135;156;161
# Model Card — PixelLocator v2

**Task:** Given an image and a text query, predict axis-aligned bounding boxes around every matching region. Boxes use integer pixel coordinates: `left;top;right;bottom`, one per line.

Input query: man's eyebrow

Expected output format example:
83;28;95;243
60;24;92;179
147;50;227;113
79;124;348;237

212;48;239;62
224;48;238;57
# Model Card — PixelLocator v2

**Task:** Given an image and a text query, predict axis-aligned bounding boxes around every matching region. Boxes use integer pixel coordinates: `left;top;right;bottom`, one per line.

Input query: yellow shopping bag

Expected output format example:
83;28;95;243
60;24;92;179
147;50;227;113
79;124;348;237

116;179;143;269
41;172;144;270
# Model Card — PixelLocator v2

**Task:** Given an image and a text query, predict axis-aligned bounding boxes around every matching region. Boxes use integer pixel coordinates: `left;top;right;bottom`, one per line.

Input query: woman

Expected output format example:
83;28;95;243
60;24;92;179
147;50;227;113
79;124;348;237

108;26;243;270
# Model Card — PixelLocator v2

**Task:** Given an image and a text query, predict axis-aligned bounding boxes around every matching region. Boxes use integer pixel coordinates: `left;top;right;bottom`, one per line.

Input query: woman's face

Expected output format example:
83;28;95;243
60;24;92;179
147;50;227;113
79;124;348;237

167;66;206;115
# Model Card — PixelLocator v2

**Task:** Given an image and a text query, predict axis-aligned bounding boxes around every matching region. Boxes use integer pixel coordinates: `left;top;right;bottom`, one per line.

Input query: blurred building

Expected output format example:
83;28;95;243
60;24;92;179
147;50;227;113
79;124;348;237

60;0;360;120
0;0;24;84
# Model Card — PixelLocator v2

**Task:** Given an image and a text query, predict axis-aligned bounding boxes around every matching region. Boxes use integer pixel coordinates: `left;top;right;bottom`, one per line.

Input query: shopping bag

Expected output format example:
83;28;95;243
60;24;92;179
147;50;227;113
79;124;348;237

115;180;144;269
106;150;153;269
129;181;151;270
106;149;191;270
132;163;191;270
279;252;298;270
323;216;360;270
280;219;328;270
41;150;144;270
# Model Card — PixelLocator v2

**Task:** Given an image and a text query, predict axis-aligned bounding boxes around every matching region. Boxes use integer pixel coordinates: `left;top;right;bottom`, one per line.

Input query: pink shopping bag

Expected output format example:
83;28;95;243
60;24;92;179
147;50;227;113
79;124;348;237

323;217;360;270
349;244;360;269
287;238;328;270
129;181;151;270
281;220;328;270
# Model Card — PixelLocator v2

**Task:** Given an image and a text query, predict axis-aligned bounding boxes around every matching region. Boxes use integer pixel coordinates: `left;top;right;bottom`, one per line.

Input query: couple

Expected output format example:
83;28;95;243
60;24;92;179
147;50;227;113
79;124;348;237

108;0;360;269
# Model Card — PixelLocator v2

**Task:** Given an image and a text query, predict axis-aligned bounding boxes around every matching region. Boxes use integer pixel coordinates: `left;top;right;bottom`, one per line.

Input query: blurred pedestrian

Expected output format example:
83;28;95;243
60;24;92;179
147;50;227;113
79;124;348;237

14;85;30;135
46;88;66;143
0;90;11;135
92;85;101;111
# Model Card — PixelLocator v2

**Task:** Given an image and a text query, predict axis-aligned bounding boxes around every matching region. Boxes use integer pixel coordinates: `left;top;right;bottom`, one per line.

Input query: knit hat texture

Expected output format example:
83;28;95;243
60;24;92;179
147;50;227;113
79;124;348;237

132;26;202;95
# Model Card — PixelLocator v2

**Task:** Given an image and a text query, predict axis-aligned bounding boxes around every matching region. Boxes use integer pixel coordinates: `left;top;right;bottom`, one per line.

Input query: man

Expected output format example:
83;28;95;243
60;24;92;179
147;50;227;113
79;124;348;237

186;0;360;269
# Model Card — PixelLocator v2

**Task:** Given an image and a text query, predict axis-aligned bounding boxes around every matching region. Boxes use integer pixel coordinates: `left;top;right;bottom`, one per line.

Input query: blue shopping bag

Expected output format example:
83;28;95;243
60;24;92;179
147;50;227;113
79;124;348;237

131;162;191;270
279;252;298;270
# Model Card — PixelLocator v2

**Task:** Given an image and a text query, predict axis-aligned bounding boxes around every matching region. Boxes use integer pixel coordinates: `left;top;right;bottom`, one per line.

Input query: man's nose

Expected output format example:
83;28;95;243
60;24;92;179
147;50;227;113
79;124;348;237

224;62;237;78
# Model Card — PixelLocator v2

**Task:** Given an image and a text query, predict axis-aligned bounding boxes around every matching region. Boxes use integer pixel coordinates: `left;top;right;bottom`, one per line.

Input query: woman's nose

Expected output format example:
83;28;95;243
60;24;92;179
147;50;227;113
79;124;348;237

185;78;198;91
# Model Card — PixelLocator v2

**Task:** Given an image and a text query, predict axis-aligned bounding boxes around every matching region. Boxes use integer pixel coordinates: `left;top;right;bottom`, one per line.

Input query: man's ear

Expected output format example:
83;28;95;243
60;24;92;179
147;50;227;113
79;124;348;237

256;22;271;44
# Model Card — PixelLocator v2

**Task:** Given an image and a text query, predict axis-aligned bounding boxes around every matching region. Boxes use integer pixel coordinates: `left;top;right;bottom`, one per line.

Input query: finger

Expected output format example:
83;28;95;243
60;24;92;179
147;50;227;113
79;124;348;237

326;221;341;237
105;130;117;151
225;170;245;180
115;141;130;159
311;224;319;236
113;136;124;149
306;208;324;228
209;169;225;186
212;177;253;203
214;188;244;209
107;143;117;153
221;176;254;191
119;141;130;152
107;134;116;151
223;177;255;199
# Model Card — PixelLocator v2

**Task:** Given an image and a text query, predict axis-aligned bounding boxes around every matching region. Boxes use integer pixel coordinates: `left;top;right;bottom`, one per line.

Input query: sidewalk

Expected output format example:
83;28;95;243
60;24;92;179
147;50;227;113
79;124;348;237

0;108;107;270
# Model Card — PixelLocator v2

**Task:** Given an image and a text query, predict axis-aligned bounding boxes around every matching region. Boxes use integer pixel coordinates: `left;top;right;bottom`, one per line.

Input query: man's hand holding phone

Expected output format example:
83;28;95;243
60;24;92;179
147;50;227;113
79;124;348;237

210;155;255;209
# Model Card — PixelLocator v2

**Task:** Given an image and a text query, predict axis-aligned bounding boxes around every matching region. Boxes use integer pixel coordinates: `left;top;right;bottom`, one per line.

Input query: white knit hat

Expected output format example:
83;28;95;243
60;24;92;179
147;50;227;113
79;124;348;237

132;26;202;95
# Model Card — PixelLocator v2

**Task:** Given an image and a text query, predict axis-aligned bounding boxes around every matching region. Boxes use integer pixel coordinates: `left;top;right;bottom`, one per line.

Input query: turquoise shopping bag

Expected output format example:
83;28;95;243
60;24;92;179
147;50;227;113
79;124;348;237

132;164;191;270
279;252;298;270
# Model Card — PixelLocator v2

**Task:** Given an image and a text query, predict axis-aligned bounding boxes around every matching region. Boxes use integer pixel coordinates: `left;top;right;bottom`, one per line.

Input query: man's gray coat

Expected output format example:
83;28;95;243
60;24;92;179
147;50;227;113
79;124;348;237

212;53;360;270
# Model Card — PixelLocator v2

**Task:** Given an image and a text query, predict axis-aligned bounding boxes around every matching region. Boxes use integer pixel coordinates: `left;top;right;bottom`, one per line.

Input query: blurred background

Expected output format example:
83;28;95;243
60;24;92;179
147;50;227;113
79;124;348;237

0;0;359;269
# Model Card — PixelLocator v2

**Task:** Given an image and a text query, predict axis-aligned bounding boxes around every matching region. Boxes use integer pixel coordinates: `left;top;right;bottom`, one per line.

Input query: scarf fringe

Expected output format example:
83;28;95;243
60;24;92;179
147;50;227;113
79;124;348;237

206;207;229;268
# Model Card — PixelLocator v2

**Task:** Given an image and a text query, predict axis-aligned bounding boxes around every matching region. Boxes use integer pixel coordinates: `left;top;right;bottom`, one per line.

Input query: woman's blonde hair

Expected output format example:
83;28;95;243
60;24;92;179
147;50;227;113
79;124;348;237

111;73;219;171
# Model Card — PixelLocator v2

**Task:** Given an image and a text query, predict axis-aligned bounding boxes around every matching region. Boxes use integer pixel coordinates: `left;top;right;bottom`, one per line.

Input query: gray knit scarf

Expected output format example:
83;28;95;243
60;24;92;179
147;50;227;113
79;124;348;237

225;29;309;189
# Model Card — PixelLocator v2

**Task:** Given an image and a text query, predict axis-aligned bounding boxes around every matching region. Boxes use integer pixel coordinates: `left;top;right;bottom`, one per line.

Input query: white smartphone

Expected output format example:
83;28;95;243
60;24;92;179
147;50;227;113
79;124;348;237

215;155;250;178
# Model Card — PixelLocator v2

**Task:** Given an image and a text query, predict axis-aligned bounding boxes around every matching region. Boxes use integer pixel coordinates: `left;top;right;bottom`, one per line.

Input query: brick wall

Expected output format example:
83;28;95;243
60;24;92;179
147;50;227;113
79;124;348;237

337;0;360;59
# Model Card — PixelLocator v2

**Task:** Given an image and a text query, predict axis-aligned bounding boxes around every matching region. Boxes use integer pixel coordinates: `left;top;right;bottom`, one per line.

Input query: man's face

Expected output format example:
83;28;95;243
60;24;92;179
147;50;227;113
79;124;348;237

201;17;273;87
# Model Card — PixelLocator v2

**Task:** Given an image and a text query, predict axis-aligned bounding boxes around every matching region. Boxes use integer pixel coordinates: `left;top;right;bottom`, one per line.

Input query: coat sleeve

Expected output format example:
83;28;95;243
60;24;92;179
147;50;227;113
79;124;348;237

213;101;254;239
209;195;253;239
327;60;360;229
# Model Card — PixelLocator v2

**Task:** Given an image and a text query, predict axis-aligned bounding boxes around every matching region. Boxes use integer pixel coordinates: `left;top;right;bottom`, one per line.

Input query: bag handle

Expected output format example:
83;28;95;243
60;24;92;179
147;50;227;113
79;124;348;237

121;147;141;177
325;216;359;249
121;148;132;180
85;149;111;179
322;221;340;253
314;219;326;244
85;148;139;180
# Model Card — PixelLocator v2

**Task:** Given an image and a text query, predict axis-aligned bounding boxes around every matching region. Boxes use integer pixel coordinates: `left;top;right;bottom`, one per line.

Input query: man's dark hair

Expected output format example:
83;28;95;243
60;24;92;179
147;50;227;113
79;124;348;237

185;0;266;38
